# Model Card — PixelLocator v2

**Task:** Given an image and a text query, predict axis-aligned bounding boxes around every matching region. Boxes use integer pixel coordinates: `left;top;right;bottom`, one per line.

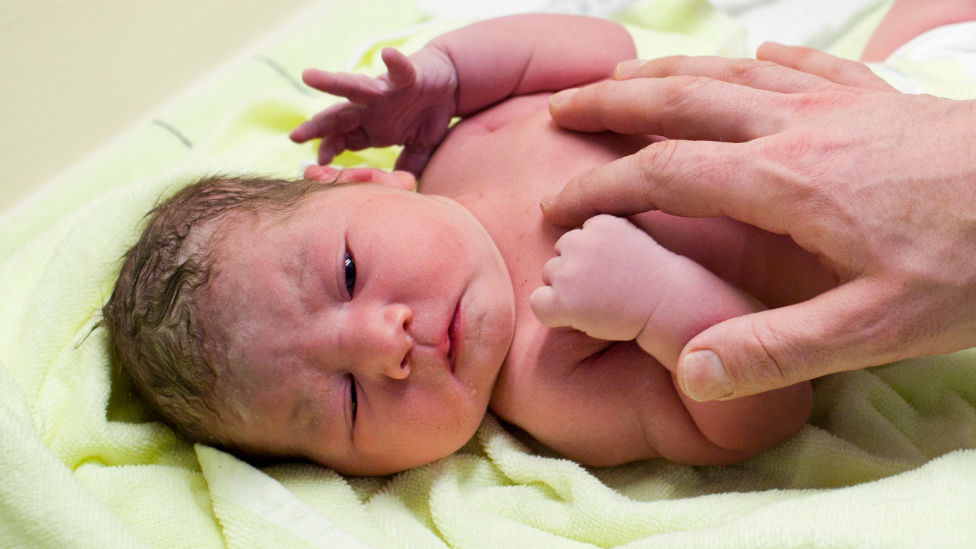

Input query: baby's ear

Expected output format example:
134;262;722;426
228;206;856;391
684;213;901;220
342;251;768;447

303;164;341;183
339;168;416;190
382;170;417;191
304;165;416;190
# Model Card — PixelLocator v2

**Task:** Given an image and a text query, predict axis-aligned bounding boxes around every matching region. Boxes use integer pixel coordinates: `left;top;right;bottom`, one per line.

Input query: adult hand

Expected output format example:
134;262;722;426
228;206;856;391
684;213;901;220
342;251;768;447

543;43;976;402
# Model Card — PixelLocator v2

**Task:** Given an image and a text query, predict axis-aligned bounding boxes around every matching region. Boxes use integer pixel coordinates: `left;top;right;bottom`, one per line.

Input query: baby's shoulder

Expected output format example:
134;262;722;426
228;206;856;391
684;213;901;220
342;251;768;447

491;324;608;415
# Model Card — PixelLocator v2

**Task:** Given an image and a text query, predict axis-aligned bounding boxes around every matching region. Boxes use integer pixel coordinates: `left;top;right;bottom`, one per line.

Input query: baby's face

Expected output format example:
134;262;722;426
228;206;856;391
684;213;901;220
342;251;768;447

206;182;515;475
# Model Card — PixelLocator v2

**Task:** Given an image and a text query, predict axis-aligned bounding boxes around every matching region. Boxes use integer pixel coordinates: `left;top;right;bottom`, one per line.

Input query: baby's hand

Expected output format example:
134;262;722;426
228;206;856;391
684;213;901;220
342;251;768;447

531;215;668;342
290;47;458;175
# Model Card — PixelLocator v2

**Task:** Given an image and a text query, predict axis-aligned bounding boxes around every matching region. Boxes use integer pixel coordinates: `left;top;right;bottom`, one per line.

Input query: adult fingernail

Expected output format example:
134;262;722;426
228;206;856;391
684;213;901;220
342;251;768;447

614;59;644;79
681;350;734;401
549;88;578;110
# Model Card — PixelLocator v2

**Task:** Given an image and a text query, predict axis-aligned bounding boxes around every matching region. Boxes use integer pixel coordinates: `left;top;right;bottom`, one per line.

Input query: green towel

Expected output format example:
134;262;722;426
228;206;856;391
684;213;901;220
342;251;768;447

2;0;975;547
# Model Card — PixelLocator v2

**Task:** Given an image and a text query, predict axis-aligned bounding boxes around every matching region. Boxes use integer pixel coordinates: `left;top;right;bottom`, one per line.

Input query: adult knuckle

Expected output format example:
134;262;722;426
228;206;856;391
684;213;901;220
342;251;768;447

786;89;858;121
827;58;877;88
635;139;678;186
656;55;688;75
752;131;840;208
734;315;798;387
845;61;875;80
725;59;775;85
562;171;595;210
661;75;713;112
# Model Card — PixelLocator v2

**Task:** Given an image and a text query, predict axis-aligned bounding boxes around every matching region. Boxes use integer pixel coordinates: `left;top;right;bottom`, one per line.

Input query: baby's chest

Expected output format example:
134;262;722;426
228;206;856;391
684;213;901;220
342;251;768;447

423;105;648;284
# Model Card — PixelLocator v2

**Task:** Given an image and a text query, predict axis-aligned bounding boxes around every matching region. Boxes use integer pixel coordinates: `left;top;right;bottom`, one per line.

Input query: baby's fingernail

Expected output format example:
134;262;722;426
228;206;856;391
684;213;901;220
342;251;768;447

681;350;733;401
549;88;578;110
539;196;553;212
614;59;645;79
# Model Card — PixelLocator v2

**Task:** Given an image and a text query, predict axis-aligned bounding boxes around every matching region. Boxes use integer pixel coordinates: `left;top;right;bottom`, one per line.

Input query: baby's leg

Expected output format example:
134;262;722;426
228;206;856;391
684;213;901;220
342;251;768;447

623;226;813;455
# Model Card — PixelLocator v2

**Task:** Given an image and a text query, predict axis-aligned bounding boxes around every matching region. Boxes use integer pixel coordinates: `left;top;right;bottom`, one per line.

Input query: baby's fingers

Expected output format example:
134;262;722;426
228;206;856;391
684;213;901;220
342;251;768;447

290;103;363;143
301;68;386;103
394;144;434;176
317;128;371;165
532;254;573;327
529;286;571;329
381;48;417;89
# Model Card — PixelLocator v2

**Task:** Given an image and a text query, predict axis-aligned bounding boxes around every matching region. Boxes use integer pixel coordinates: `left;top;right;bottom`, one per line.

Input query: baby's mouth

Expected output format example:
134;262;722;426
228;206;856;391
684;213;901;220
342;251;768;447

447;300;461;373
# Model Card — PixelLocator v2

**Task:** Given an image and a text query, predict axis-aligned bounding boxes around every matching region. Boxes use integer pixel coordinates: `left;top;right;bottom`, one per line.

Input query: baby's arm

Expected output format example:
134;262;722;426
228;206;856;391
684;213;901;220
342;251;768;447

425;14;636;115
290;15;635;174
531;215;812;458
861;0;976;61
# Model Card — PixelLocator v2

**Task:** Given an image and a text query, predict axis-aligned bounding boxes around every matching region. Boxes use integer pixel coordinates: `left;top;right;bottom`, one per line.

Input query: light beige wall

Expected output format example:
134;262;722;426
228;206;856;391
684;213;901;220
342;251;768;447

0;0;316;217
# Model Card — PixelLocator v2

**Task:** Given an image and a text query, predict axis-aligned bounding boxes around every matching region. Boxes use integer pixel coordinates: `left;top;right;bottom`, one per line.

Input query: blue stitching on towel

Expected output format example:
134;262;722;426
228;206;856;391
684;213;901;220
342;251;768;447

151;119;193;148
254;55;314;95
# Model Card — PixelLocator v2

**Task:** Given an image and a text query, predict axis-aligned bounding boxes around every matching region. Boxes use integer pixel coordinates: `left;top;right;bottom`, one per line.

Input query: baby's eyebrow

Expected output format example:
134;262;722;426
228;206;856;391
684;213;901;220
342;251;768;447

290;241;321;314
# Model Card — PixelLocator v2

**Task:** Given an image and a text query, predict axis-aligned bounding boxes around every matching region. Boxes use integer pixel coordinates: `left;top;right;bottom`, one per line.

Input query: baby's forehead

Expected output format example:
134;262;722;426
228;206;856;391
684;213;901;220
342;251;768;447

206;181;393;294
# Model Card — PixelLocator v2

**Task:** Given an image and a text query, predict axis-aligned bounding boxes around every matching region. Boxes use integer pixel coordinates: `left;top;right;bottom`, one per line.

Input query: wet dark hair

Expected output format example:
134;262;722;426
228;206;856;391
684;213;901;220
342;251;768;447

102;175;333;445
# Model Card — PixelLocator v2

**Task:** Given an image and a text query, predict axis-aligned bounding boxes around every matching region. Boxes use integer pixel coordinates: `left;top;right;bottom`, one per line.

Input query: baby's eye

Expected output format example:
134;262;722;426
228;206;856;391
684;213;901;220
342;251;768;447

344;248;357;297
348;374;358;422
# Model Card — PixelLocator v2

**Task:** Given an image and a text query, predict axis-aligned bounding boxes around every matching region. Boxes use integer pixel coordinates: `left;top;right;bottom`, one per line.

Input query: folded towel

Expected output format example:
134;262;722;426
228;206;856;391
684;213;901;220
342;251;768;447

2;0;974;547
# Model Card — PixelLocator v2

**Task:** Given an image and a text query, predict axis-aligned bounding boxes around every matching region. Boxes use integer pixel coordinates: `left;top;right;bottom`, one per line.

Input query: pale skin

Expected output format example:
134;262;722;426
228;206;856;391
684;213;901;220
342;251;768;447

541;0;976;402
258;14;825;475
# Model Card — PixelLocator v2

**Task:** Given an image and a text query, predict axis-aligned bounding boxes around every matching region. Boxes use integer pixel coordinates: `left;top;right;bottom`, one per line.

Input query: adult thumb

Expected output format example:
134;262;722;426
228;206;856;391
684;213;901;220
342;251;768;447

676;281;896;401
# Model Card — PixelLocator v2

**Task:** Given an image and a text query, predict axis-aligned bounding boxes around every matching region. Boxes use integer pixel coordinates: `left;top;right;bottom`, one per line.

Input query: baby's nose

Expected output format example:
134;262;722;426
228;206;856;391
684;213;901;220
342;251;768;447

346;302;413;380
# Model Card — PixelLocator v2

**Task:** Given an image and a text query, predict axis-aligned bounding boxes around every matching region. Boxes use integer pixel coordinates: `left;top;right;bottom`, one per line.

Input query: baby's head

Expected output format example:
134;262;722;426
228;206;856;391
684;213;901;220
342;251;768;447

103;170;515;475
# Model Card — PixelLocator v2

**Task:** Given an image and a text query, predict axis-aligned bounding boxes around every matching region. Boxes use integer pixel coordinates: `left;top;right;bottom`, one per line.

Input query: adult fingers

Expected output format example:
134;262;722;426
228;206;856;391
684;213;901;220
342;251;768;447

756;42;895;91
615;55;835;93
676;279;902;401
549;77;787;142
542;139;799;232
